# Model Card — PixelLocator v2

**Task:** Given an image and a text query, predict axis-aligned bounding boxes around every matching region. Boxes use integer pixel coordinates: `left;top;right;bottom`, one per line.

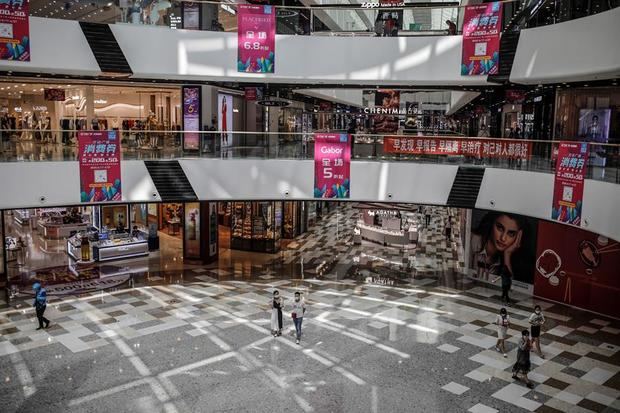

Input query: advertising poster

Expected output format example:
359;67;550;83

314;133;350;199
208;202;218;257
237;4;275;73
466;209;538;293
384;136;532;159
0;0;30;61
182;1;201;30
184;202;200;258
461;2;502;76
244;87;257;101
552;141;588;225
218;93;233;148
535;222;620;318
182;86;200;151
44;88;65;101
579;108;611;168
78;131;122;203
373;89;400;133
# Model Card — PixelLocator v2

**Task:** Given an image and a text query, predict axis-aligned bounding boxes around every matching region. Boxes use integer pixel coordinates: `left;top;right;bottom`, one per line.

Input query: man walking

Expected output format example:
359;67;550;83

33;282;50;330
290;292;306;345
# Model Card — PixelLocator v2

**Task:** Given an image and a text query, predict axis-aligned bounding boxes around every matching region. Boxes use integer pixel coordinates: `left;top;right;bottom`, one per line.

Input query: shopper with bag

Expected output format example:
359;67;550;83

32;282;50;330
290;292;306;344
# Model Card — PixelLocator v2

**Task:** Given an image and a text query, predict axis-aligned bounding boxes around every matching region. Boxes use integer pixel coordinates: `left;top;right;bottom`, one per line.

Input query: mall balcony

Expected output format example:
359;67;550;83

0;1;620;413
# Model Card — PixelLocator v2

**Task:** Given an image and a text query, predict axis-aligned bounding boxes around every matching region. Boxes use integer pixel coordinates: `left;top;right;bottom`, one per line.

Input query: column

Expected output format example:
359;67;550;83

85;85;95;129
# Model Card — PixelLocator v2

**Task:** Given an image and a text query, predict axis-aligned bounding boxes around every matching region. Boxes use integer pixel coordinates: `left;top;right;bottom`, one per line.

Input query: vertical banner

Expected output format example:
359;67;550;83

218;93;233;148
182;1;201;30
552;141;588;225
237;4;275;73
79;131;122;203
461;1;502;76
184;202;200;258
314;133;350;199
0;0;29;61
182;86;200;151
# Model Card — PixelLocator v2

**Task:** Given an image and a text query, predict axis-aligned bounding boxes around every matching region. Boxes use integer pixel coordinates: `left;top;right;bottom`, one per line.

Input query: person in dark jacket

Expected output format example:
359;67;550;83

33;282;50;330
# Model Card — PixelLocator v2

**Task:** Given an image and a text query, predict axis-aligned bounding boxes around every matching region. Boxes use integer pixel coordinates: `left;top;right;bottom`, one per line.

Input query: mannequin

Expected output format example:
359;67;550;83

128;1;142;24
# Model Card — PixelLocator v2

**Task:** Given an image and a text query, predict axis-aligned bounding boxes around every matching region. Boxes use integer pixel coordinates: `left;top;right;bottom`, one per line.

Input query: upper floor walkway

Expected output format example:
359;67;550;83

0;6;618;86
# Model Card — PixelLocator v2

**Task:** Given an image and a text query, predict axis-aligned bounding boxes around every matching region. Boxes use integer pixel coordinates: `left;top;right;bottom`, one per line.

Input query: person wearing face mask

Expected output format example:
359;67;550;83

512;329;534;388
290;292;307;345
495;307;509;358
528;305;546;358
270;290;283;337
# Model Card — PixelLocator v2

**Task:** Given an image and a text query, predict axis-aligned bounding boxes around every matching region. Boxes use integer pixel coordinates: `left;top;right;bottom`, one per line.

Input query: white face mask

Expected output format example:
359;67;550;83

535;310;541;314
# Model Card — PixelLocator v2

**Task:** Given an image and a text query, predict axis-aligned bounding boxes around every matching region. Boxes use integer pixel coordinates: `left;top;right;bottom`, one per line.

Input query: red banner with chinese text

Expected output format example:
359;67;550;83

383;136;532;159
79;131;122;203
551;141;588;225
461;2;502;75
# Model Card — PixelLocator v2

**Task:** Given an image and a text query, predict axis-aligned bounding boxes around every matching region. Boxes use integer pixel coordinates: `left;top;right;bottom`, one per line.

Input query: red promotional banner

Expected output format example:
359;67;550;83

552;141;588;225
237;5;275;73
535;221;620;318
314;133;350;199
79;131;122;203
44;88;65;101
244;87;257;101
0;0;30;61
461;1;502;76
383;136;532;159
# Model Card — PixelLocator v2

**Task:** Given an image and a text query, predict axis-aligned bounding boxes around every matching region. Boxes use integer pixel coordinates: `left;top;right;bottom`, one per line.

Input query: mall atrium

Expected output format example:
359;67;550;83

0;0;619;412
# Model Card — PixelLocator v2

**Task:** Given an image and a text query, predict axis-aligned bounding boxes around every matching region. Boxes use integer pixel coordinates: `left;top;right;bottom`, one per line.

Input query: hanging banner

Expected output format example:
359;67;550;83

218;93;233;148
552;141;588;225
0;0;30;61
314;133;350;199
384;136;532;159
44;88;65;101
79;131;122;203
373;89;400;133
237;4;275;73
461;1;502;76
182;86;200;151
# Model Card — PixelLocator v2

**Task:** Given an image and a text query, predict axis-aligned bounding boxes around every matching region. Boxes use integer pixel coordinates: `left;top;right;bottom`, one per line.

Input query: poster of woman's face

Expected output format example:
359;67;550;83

467;210;538;285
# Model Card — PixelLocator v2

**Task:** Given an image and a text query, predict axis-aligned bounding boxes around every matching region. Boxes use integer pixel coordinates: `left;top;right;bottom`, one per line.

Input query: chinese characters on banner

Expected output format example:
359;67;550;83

0;0;30;61
78;131;122;203
461;1;502;76
383;136;532;159
182;86;200;151
314;133;350;199
552;141;588;225
237;5;275;73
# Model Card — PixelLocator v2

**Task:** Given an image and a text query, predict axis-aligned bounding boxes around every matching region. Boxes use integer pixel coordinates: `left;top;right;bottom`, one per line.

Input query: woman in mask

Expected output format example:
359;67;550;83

528;305;546;358
270;290;283;337
290;292;306;345
512;329;534;388
495;307;509;358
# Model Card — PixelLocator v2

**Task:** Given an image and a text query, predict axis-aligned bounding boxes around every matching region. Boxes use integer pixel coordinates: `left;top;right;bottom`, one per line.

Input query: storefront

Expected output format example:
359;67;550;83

2;201;219;294
0;80;182;152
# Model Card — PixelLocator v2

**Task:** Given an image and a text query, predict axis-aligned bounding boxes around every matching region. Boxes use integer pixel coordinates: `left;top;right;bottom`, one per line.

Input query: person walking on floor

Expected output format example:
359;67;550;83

500;265;513;305
424;208;432;228
495;307;509;358
529;305;546;359
270;290;283;337
290;292;307;345
33;282;50;330
445;217;452;241
512;329;534;388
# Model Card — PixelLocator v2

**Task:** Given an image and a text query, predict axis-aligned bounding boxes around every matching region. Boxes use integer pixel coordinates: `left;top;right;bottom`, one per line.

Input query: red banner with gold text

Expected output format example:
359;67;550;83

383;136;532;159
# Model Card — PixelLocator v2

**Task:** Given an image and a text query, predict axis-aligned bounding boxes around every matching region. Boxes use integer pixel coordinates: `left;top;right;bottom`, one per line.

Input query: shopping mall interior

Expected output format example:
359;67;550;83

0;1;619;412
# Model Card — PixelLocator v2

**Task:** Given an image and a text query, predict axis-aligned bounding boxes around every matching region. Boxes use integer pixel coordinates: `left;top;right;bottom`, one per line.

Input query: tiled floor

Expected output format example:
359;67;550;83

1;269;620;412
1;206;620;412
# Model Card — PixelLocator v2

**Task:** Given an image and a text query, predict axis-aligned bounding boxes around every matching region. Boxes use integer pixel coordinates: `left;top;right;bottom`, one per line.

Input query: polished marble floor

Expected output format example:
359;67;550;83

2;206;620;412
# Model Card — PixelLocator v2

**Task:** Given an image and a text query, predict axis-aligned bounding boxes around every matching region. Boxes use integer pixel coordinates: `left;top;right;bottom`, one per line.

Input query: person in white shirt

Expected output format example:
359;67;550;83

495;307;509;357
528;305;546;358
290;292;307;345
